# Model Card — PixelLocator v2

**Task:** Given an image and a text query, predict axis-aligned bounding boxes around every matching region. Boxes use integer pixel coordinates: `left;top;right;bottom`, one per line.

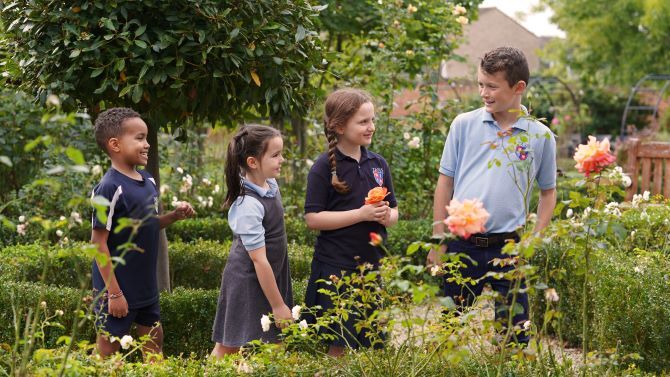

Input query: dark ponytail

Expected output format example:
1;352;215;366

323;88;373;194
224;124;281;208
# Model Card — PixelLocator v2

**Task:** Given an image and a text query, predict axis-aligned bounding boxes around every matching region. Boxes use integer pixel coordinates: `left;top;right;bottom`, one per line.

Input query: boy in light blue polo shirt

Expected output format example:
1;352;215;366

428;47;557;345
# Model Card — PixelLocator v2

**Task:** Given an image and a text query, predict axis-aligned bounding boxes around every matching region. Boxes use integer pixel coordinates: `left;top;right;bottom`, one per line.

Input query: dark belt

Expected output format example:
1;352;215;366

464;232;519;248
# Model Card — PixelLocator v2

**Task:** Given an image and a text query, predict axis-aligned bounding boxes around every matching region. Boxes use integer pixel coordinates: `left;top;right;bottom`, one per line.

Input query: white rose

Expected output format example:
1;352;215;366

621;175;632;188
298;319;308;330
18;215;25;223
91;165;102;176
119;335;134;350
260;314;271;332
407;136;421;149
403;132;411;140
544;288;559;302
56;230;64;237
71;211;82;225
566;209;573;218
291;305;301;321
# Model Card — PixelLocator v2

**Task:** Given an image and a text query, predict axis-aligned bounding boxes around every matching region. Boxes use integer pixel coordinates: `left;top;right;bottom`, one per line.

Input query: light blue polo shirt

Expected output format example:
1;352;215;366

439;107;556;234
228;178;279;251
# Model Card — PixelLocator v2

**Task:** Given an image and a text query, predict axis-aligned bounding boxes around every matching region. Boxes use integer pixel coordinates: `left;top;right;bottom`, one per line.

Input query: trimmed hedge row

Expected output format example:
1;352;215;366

0;217;432;257
0;279;308;357
0;240;314;290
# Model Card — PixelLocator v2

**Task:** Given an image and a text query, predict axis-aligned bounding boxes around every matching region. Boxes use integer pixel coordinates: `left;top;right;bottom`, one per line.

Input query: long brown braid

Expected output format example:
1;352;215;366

323;88;372;193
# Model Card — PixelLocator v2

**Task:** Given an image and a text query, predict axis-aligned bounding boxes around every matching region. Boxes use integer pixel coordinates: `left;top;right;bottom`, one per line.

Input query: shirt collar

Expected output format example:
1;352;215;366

335;146;375;162
243;178;278;198
482;105;530;132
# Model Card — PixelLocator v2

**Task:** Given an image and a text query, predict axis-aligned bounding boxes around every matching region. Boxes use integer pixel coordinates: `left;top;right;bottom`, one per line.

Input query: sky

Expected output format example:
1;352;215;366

480;0;566;38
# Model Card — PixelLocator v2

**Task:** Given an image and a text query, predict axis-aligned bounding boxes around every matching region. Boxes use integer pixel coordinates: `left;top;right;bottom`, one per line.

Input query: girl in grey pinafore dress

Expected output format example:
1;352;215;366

211;185;293;347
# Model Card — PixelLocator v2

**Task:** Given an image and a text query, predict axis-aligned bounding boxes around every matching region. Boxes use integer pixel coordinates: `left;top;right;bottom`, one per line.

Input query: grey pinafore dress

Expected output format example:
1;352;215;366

211;189;293;347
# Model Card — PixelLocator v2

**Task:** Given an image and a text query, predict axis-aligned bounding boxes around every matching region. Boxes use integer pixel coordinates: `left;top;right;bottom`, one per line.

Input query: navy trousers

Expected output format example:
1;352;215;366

442;239;529;343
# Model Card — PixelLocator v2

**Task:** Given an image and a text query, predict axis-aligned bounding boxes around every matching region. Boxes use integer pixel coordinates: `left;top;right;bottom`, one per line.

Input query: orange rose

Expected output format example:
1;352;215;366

573;136;616;177
365;187;389;205
369;232;383;246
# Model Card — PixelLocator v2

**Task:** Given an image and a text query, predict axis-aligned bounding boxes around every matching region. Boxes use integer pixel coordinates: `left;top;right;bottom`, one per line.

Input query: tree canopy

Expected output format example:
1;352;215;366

0;0;323;127
542;0;670;86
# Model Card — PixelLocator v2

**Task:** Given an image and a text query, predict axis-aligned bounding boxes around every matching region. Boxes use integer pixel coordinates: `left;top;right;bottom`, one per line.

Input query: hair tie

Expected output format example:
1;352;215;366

331;170;337;176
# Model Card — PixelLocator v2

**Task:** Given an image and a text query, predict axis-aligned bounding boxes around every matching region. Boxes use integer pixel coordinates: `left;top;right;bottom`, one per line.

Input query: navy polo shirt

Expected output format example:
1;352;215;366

305;147;397;270
90;168;160;309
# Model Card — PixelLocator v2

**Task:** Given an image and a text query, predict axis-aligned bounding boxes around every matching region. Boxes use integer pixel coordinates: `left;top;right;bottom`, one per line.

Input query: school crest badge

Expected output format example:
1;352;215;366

372;168;384;186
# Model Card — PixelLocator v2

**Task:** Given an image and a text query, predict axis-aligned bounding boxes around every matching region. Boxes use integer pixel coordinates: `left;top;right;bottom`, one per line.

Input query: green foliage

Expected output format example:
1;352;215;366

535;200;670;371
0;0;324;125
541;0;670;86
0;89;44;201
0;240;314;290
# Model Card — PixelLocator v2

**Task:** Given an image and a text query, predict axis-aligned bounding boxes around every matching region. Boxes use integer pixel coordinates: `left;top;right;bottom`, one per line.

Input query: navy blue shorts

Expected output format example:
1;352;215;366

94;298;161;337
304;259;385;349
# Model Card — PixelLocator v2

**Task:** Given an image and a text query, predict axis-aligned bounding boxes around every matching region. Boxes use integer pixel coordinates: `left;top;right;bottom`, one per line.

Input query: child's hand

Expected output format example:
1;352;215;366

377;201;392;226
272;304;293;329
108;295;129;318
173;202;196;220
358;201;389;223
426;244;447;267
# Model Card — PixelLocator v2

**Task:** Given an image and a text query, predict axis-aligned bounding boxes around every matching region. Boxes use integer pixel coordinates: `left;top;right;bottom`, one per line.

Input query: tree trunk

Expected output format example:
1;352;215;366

146;123;171;293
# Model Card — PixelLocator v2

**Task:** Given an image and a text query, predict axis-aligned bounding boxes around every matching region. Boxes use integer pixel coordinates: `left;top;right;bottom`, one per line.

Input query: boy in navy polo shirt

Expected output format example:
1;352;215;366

90;107;194;358
428;47;557;345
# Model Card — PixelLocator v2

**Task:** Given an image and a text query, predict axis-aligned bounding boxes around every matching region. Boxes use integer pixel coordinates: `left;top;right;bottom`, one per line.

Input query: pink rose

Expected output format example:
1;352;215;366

444;198;490;239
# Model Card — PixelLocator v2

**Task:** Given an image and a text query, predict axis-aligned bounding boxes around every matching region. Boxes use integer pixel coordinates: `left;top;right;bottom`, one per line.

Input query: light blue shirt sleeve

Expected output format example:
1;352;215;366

228;196;265;251
439;117;460;177
536;131;557;190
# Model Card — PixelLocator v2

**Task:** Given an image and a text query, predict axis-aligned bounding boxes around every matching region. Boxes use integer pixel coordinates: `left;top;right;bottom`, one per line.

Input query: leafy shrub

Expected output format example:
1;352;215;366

0;240;313;290
0;278;309;358
533;203;670;371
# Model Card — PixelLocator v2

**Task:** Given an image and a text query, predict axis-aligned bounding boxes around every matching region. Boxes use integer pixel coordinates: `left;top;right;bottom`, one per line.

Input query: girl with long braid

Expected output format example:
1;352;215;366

303;88;399;356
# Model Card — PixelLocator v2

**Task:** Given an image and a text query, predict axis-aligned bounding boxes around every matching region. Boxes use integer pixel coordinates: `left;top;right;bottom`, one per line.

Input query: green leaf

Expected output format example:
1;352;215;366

104;18;116;31
24;138;42;152
0;156;12;167
135;25;146;37
131;85;142;103
272;57;283;65
90;68;104;78
138;64;149;80
230;28;239;39
295;25;306;42
118;85;133;97
65;146;85;165
116;59;126;72
134;39;148;49
406;242;420;256
46;166;65;175
69;49;81;58
438;296;457;310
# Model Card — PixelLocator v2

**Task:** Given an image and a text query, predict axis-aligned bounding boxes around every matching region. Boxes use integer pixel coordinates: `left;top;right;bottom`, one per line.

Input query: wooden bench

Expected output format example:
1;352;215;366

624;138;670;200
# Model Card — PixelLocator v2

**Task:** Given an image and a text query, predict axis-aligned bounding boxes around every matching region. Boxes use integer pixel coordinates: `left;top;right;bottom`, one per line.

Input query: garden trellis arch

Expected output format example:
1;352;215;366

620;74;670;140
525;75;580;120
